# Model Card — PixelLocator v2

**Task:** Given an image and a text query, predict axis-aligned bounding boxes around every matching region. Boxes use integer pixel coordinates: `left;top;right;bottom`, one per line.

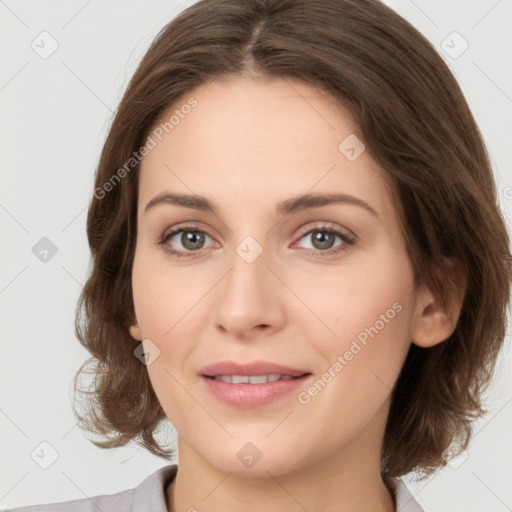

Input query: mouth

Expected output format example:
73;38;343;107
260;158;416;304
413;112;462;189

199;360;313;408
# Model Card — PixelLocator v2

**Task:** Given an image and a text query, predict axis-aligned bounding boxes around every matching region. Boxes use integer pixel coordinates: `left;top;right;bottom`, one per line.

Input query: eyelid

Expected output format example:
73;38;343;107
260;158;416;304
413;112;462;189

293;221;354;241
158;223;218;246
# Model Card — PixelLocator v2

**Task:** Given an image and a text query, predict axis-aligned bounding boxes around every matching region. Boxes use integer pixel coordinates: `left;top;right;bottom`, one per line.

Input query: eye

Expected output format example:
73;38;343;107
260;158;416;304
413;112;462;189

157;223;356;258
157;224;216;258
294;224;355;257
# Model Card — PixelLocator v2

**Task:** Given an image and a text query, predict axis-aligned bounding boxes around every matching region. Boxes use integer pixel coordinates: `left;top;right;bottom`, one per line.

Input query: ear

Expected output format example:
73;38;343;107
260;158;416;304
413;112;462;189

129;316;143;341
412;257;467;348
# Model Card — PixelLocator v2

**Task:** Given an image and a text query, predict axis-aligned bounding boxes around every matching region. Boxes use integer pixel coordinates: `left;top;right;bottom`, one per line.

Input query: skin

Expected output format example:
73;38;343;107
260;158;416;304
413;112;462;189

129;76;466;512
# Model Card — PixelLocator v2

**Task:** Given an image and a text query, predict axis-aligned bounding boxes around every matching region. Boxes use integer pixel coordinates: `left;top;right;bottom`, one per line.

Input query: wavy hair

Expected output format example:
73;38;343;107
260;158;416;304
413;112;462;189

72;0;512;479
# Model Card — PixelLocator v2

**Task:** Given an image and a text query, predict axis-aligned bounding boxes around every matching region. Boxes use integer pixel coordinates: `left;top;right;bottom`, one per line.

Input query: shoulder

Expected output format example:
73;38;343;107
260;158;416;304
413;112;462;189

385;476;425;512
2;465;178;512
2;488;133;512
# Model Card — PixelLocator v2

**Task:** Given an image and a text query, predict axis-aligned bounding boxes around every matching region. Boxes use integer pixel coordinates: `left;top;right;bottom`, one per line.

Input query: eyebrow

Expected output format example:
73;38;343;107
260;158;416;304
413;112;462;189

144;191;379;218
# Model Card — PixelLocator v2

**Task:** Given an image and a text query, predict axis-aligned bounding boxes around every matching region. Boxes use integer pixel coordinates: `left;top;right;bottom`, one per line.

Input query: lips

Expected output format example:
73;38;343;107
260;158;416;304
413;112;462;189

200;360;310;379
200;361;313;408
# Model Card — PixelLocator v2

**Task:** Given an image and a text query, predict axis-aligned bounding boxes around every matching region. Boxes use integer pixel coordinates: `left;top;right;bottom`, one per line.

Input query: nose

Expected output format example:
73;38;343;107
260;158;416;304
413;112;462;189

213;240;286;339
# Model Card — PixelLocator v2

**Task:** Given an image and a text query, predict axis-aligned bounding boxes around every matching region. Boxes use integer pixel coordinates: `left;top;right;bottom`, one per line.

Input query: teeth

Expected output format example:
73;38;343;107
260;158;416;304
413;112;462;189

212;374;291;384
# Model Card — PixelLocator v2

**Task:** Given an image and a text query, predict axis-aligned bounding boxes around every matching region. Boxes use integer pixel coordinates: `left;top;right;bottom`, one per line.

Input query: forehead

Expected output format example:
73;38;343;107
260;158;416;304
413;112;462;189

138;77;395;221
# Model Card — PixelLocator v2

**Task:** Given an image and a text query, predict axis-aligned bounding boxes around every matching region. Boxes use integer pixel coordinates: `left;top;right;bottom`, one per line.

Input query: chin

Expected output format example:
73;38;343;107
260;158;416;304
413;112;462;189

202;440;307;478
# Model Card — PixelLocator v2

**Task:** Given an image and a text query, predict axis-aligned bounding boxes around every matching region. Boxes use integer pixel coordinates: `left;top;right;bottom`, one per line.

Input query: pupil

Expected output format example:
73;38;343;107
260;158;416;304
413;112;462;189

313;231;334;250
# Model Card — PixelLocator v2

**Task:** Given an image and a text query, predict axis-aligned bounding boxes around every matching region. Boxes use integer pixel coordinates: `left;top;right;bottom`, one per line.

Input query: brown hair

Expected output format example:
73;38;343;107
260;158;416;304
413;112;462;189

73;0;512;480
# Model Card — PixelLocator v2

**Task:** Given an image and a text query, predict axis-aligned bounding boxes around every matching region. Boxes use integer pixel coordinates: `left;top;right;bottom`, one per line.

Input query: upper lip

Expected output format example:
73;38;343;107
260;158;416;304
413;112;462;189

200;360;310;378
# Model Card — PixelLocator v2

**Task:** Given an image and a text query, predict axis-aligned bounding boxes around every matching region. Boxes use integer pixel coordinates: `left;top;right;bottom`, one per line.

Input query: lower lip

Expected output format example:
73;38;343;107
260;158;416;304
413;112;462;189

201;375;311;408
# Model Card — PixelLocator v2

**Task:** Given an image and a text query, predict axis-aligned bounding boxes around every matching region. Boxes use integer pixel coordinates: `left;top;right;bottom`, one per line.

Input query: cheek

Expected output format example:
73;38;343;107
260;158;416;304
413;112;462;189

132;272;202;367
130;249;212;409
288;251;414;350
291;250;415;410
131;245;200;337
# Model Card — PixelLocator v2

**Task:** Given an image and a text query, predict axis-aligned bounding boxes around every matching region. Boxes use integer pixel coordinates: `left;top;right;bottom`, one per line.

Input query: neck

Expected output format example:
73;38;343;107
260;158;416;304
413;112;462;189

166;402;395;512
168;464;395;512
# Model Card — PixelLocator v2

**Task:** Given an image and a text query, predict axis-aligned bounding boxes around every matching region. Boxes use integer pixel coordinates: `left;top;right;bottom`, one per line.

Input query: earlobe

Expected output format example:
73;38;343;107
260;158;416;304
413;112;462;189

411;301;456;348
411;258;467;349
129;322;142;341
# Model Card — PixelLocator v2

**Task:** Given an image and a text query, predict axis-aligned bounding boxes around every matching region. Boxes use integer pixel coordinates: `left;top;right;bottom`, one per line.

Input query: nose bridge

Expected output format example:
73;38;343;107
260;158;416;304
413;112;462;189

232;234;268;290
213;232;285;337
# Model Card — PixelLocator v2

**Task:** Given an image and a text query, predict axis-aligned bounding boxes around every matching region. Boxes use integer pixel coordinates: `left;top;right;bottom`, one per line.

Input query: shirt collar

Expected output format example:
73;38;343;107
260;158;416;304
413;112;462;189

384;475;425;511
132;464;177;512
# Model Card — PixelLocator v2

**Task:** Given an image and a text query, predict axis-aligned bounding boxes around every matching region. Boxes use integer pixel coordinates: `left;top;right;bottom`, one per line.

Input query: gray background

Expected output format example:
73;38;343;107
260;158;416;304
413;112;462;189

1;0;511;510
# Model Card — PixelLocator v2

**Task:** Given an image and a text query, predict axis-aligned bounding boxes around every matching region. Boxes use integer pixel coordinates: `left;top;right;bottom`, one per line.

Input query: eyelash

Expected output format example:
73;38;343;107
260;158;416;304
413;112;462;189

157;223;356;259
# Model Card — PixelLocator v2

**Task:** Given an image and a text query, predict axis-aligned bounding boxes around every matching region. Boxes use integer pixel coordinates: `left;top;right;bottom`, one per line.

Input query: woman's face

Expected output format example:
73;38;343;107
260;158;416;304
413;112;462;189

129;76;427;476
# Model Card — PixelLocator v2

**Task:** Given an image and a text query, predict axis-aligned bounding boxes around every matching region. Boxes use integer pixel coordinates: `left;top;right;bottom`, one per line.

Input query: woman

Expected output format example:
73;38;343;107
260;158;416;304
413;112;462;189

6;0;511;510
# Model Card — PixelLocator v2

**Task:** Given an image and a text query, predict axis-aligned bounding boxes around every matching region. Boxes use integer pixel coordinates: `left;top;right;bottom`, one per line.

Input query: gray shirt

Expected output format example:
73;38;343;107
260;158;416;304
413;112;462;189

2;464;424;511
